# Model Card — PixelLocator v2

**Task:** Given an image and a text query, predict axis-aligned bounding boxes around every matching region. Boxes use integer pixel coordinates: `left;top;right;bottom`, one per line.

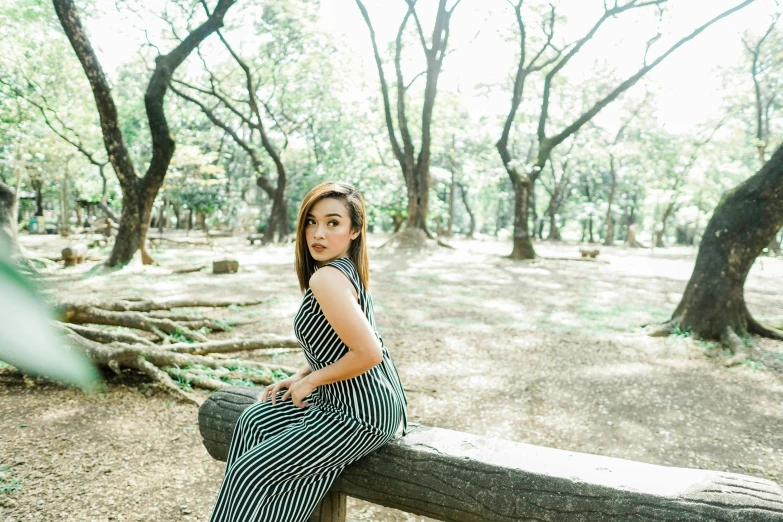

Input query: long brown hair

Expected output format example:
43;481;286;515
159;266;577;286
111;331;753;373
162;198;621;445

294;182;369;292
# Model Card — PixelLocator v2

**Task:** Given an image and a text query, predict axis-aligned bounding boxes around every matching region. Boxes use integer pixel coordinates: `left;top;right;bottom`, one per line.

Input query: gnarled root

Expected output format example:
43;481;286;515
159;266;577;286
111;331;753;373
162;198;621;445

747;317;783;341
722;327;750;367
64;331;294;405
643;319;678;338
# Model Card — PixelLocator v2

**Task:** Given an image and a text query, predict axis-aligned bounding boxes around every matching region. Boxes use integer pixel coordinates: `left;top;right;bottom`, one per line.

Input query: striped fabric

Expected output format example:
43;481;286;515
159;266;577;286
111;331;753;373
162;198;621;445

208;257;408;522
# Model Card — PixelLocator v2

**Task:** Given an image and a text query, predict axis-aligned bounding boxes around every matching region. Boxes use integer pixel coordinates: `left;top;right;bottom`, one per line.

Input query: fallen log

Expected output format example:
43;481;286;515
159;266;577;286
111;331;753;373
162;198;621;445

200;387;783;522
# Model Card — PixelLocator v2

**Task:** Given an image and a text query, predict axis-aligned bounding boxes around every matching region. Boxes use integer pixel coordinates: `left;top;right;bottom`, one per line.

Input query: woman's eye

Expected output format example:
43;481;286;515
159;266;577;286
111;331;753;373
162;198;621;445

305;219;315;225
328;221;338;227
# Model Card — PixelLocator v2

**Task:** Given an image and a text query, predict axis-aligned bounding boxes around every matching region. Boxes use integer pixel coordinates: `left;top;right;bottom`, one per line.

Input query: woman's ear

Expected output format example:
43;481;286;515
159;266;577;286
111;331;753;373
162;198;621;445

350;228;360;241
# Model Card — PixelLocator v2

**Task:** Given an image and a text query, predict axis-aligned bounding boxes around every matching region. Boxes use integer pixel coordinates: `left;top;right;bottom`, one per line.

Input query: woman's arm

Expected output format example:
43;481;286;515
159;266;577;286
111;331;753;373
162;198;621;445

283;266;383;407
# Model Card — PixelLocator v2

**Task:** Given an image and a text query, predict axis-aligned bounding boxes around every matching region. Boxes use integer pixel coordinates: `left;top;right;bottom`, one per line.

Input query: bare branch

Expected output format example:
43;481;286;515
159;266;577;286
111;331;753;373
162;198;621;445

355;0;404;164
404;71;427;91
537;0;665;142
405;0;430;53
547;0;756;151
395;6;416;167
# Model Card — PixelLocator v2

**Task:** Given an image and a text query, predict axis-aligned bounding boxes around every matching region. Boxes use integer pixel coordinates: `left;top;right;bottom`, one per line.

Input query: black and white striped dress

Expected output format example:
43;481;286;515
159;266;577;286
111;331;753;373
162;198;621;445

209;257;408;522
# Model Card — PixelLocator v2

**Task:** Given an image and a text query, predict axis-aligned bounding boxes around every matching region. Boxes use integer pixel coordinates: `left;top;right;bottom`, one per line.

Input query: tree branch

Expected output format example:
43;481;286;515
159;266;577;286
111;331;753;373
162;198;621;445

355;0;404;165
547;0;756;151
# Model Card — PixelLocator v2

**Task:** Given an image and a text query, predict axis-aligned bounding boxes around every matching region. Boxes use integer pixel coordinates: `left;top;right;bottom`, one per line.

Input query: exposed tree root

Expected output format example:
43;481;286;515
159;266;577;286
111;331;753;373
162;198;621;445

57;322;156;346
64;330;295;404
748;317;783;341
644;317;760;367
60;304;208;342
379;229;443;252
436;238;456;250
722;328;750;367
51;296;298;402
643;319;677;338
165;336;299;355
59;297;265;313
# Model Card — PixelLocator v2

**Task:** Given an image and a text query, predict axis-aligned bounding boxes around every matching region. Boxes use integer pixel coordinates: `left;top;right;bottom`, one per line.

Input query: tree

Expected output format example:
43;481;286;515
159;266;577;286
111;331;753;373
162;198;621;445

171;0;340;242
741;5;783;253
52;0;238;266
650;141;783;363
355;0;462;236
497;0;757;259
651;118;727;247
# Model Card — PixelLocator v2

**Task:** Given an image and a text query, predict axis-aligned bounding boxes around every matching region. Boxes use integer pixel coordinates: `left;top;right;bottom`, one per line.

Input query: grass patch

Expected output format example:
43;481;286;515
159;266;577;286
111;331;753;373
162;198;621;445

741;359;767;371
0;467;21;495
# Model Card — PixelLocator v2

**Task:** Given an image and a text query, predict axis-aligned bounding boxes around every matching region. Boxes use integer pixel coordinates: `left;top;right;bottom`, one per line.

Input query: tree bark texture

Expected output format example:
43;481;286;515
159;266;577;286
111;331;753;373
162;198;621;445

673;143;783;340
52;0;237;266
200;387;783;522
510;181;536;259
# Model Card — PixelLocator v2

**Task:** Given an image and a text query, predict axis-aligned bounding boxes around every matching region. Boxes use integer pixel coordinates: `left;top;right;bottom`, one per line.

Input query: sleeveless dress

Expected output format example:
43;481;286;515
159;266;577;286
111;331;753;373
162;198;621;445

208;257;408;522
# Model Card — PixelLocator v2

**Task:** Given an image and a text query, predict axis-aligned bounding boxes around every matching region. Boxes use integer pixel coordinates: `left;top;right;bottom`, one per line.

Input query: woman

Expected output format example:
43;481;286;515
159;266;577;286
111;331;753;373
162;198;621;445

209;181;408;522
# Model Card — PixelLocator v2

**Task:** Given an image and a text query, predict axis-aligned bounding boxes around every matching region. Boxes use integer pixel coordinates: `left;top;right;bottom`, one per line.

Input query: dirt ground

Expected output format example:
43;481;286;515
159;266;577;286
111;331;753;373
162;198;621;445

1;234;782;522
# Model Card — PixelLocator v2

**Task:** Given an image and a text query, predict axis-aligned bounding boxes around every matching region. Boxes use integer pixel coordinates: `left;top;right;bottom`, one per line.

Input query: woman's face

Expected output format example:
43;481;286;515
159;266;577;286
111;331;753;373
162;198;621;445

305;197;359;266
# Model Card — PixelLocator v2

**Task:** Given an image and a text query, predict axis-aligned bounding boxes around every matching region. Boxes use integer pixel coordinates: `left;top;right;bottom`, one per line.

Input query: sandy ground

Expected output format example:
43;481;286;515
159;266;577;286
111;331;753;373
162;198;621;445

1;234;782;521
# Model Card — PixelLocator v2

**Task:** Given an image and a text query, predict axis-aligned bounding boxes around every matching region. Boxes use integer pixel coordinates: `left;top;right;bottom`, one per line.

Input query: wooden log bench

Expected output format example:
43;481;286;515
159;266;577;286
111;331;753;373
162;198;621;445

199;387;783;522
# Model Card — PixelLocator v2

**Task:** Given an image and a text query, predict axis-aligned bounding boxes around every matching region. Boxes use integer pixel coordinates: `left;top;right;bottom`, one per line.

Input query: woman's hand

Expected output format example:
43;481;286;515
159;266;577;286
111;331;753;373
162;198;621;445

259;374;301;405
282;375;317;408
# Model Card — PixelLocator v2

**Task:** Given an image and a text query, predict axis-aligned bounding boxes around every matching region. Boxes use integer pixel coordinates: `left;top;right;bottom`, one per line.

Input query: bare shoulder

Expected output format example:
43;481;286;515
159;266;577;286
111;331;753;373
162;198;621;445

310;266;356;299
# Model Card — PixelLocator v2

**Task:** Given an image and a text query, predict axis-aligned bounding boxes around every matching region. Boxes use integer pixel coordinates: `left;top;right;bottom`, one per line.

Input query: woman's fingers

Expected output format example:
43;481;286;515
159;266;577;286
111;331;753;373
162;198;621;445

259;385;272;403
271;384;282;405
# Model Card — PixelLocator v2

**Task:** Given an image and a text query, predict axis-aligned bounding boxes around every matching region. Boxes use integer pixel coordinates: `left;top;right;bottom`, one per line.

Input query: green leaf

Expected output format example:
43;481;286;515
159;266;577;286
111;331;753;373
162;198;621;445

0;258;99;389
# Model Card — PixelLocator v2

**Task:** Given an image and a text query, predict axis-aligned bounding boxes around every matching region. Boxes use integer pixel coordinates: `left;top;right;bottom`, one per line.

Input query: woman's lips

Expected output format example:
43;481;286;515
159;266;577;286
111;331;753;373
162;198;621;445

311;244;326;252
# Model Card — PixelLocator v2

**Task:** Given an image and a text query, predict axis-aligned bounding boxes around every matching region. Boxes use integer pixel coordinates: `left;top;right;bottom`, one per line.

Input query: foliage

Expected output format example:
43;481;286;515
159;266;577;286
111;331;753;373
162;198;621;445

0;0;779;245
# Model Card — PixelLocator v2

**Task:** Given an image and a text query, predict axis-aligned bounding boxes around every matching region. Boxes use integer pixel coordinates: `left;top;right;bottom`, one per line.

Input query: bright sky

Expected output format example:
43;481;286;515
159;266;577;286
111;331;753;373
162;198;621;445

86;0;778;133
317;0;777;132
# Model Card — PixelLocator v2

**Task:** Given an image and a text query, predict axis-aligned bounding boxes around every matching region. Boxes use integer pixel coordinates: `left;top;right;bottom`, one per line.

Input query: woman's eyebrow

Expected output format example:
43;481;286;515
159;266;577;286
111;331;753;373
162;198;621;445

307;213;343;218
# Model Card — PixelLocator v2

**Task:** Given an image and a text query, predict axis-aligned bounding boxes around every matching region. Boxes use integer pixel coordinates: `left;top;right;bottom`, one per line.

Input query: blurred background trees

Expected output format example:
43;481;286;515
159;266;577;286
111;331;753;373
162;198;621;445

0;0;780;255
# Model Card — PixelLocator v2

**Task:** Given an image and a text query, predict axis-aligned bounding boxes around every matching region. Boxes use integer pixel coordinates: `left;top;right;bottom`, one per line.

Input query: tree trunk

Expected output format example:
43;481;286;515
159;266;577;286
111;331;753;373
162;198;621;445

60;165;70;237
356;0;456;238
546;187;561;241
456;182;475;239
405;164;430;231
604;159;617;246
0;181;23;259
53;0;237;267
654;201;676;248
446;164;456;237
157;197;165;234
670;143;783;341
31;179;44;217
262;185;289;243
108;186;155;266
766;228;781;255
510;181;536;259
